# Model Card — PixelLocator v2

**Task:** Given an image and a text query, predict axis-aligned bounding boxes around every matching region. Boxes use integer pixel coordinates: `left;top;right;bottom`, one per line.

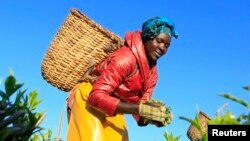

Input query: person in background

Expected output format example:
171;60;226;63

67;16;178;141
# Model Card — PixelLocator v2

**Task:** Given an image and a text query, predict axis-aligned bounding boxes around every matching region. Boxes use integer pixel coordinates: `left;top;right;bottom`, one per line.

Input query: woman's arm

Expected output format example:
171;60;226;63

115;101;139;114
88;48;137;116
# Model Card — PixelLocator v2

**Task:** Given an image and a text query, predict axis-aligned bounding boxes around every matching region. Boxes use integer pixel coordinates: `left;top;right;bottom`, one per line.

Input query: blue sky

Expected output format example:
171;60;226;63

0;0;249;141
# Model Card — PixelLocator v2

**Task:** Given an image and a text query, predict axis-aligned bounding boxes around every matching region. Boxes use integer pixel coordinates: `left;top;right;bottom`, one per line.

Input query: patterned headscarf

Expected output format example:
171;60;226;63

141;17;178;41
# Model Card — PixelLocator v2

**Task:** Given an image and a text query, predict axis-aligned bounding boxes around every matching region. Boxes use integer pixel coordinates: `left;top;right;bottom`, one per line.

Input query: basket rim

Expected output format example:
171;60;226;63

70;8;124;44
199;111;212;120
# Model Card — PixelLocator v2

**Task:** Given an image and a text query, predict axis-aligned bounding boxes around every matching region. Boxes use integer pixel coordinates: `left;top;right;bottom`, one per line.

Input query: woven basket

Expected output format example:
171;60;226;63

41;8;124;92
187;111;212;141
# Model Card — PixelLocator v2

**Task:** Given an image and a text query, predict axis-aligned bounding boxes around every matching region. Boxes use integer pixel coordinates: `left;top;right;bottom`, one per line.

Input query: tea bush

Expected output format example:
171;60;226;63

164;84;250;141
0;72;53;141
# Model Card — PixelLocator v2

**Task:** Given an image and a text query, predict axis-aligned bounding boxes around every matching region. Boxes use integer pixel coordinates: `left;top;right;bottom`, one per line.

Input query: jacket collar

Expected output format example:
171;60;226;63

125;31;156;91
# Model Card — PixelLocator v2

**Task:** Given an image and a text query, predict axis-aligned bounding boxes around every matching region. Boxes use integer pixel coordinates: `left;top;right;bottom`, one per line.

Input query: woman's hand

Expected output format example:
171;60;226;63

139;102;167;122
139;99;173;127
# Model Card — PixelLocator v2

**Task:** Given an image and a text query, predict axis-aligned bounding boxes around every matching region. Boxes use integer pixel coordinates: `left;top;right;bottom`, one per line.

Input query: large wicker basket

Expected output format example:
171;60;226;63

187;111;212;141
41;8;124;92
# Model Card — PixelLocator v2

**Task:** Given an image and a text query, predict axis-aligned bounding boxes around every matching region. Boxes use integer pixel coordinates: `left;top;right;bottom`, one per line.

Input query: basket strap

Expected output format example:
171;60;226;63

79;60;98;83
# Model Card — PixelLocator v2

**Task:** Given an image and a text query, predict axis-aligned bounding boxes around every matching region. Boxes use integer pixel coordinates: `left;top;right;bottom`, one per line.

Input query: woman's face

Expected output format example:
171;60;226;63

144;33;171;63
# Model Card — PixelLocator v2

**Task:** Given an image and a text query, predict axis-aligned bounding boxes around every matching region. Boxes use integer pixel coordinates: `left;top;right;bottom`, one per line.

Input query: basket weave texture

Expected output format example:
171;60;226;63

187;111;212;141
41;8;124;92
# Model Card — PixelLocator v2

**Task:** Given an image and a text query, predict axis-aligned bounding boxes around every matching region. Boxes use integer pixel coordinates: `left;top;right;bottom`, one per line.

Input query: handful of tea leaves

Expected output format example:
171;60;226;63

145;99;173;126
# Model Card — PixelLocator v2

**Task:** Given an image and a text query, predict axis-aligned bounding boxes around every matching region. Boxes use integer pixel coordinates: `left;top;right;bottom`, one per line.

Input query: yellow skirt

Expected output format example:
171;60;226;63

67;82;129;141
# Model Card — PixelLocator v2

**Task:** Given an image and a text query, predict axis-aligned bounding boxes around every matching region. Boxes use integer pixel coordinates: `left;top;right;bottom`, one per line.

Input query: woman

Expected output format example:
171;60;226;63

67;17;178;141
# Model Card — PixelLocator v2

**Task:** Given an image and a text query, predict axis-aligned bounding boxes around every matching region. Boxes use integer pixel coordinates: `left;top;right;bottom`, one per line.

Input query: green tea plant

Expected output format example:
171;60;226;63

216;85;250;125
183;85;249;141
164;132;181;141
29;129;53;141
0;73;53;141
164;84;250;141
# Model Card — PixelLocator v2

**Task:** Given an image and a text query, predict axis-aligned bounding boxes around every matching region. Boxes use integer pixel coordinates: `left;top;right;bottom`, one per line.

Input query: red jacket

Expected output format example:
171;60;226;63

88;31;158;116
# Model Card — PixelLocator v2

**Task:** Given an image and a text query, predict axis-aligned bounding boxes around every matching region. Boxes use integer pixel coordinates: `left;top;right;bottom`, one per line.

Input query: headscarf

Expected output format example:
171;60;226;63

141;17;178;41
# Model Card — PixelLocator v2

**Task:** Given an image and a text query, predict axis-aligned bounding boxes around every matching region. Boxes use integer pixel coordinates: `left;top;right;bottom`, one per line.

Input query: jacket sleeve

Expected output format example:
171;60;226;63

88;50;136;116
